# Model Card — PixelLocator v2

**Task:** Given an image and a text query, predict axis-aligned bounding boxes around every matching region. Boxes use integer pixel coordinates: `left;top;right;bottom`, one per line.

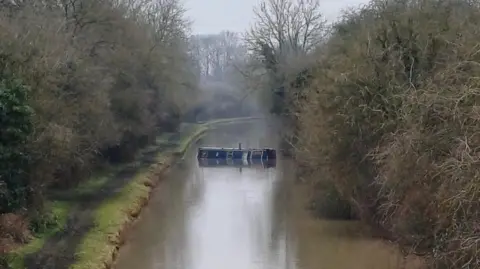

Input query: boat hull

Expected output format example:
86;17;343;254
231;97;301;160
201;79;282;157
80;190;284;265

198;158;276;168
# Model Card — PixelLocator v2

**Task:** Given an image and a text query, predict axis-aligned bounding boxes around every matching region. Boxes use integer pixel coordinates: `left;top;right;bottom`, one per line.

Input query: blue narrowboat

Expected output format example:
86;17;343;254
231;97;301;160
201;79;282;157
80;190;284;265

197;144;276;161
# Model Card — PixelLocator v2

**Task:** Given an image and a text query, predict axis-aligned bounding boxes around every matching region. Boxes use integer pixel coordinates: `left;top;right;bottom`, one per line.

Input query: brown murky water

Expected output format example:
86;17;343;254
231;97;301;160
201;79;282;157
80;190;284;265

114;121;424;269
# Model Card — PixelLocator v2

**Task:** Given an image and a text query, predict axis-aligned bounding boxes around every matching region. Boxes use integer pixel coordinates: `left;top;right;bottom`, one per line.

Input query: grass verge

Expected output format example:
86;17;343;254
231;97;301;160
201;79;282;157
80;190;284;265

69;156;166;269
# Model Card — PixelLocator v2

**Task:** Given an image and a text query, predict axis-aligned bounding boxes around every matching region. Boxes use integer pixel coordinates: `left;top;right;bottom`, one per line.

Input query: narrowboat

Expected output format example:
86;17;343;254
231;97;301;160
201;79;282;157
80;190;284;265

197;144;276;161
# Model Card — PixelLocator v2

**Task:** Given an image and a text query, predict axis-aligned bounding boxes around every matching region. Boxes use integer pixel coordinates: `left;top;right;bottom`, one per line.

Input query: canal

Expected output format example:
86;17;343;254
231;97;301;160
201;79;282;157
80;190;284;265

114;120;424;269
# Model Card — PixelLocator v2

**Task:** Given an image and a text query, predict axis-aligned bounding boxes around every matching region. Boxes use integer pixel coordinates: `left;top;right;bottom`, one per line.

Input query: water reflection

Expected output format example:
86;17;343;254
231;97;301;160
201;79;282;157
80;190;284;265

197;158;277;169
184;163;284;269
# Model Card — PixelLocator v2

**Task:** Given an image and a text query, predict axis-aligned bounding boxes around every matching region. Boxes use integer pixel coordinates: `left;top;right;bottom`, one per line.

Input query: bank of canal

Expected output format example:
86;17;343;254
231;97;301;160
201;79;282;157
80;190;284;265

114;120;426;269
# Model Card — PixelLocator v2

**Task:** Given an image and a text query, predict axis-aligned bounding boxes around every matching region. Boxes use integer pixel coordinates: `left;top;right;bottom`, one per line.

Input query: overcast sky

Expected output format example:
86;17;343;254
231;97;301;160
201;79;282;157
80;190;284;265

184;0;369;35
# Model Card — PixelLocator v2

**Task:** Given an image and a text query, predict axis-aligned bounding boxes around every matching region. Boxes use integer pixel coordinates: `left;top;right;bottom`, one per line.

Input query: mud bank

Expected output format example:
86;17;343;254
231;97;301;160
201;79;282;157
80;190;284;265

4;117;261;269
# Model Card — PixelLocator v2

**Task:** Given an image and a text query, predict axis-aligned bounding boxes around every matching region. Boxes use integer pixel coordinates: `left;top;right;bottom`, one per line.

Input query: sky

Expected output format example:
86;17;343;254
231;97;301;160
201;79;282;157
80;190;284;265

184;0;370;35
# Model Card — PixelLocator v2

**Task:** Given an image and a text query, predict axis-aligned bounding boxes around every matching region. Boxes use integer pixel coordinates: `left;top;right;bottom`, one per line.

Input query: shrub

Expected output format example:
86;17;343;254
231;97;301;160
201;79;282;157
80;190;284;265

0;76;33;213
309;180;355;220
294;0;480;267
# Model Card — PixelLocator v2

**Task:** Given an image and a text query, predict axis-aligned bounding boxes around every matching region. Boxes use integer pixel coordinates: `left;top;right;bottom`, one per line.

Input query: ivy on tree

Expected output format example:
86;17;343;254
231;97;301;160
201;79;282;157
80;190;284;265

0;76;33;213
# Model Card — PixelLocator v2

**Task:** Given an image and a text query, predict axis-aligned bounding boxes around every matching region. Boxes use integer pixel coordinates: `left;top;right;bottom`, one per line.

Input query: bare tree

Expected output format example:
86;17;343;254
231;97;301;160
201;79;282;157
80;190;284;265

243;0;325;115
144;0;190;46
190;31;247;81
246;0;326;62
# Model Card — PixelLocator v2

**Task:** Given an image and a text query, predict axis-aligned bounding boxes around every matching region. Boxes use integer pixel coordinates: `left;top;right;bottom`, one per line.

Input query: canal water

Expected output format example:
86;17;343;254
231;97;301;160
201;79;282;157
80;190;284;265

114;121;424;269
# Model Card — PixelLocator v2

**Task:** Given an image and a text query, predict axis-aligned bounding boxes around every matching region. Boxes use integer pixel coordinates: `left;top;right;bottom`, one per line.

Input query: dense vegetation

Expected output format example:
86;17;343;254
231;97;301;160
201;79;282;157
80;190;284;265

0;0;198;250
248;0;480;268
3;0;480;267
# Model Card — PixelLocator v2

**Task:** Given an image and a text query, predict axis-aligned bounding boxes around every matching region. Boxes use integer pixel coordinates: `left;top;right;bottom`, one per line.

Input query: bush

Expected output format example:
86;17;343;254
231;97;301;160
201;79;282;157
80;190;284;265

0;76;32;213
309;180;355;220
294;0;480;267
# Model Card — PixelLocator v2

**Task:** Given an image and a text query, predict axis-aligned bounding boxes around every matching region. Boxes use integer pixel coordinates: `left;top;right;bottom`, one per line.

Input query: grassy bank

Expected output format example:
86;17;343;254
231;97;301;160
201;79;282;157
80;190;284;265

5;117;259;269
291;0;480;267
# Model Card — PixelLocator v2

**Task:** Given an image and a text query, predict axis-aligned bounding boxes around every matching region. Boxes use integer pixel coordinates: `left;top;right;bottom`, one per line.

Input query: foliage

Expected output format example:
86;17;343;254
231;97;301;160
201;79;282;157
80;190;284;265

0;0;197;215
0;76;32;213
309;180;355;220
293;0;480;267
